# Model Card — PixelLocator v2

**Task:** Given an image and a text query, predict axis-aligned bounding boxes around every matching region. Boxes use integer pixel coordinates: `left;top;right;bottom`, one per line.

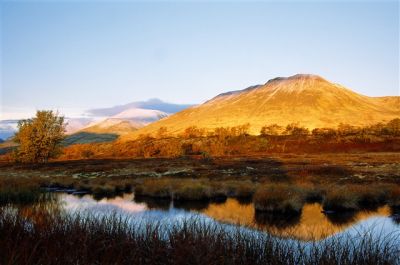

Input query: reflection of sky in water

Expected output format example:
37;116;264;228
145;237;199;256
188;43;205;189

62;194;147;213
60;193;198;224
340;217;399;241
57;193;399;244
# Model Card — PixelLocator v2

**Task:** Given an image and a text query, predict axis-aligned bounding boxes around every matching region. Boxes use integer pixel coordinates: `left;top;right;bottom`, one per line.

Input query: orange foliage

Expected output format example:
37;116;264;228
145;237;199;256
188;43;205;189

58;120;400;160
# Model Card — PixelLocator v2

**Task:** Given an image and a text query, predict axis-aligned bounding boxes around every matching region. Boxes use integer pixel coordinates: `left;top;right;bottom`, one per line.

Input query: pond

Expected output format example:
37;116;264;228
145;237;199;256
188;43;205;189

22;191;400;242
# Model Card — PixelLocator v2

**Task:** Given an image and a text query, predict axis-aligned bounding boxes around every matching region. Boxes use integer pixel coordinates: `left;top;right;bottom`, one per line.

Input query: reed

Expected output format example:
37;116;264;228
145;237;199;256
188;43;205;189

0;177;44;205
0;209;398;265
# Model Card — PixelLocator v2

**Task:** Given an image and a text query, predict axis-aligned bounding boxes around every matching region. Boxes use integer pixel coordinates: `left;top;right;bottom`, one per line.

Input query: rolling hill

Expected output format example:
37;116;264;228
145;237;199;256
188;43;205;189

81;108;168;135
121;74;400;140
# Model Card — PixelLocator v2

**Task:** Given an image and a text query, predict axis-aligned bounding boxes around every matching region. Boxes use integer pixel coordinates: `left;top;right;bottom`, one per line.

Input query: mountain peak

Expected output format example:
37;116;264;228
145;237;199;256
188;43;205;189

290;74;325;80
266;74;326;85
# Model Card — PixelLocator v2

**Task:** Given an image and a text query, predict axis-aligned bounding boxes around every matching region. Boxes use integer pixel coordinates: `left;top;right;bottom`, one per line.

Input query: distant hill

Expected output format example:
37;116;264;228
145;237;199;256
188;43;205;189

0;120;18;140
81;108;168;135
0;138;18;155
121;74;400;140
65;118;94;134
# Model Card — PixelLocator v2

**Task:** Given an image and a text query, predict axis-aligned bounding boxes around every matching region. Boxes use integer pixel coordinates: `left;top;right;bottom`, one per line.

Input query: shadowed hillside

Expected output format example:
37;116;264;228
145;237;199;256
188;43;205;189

62;132;118;146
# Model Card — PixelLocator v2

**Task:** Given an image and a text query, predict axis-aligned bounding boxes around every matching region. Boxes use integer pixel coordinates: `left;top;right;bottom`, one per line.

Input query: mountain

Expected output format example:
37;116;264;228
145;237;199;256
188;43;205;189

121;74;400;140
69;100;187;136
86;98;194;117
0;120;18;140
373;97;400;111
81;108;169;135
65;118;94;134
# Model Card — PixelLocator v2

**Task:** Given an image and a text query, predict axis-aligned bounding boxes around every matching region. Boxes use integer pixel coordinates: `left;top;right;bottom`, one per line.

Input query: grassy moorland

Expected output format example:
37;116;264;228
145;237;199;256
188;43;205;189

0;208;399;265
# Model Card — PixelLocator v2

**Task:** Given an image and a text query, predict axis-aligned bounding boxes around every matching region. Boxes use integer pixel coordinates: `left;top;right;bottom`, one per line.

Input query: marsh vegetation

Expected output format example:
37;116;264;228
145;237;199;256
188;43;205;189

0;152;399;264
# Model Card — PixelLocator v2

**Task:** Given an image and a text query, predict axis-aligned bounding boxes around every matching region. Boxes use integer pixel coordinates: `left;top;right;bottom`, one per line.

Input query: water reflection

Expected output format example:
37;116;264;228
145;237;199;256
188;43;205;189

324;211;356;225
202;199;395;240
174;200;210;211
63;193;147;213
134;195;172;210
255;211;301;229
25;192;399;241
391;207;400;225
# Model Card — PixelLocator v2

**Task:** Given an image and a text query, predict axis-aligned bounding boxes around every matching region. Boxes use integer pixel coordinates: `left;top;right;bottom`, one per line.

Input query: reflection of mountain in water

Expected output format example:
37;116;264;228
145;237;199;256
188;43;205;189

201;199;393;241
25;193;397;242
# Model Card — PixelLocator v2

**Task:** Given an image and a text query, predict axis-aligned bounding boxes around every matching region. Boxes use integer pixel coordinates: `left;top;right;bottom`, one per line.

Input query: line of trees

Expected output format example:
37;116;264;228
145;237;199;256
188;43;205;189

142;118;400;140
260;119;400;138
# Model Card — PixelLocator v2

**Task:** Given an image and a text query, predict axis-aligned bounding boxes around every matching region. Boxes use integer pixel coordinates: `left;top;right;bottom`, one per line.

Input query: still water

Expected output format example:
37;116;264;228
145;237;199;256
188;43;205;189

39;192;400;242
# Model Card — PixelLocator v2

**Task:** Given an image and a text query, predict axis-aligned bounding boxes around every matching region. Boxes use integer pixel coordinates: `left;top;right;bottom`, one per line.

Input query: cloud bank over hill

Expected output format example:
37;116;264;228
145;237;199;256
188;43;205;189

86;99;194;117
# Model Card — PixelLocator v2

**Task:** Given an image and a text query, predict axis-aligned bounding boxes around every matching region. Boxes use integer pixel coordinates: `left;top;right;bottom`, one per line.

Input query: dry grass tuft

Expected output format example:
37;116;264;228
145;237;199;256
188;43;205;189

253;184;305;214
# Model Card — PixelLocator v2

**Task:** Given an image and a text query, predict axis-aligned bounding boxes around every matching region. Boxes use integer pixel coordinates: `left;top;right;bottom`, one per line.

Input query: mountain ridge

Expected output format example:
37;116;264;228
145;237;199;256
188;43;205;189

86;98;194;117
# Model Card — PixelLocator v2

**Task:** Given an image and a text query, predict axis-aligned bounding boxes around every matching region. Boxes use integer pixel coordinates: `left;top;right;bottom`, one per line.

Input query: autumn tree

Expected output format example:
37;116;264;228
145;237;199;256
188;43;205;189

231;123;250;137
311;128;337;139
284;123;309;136
182;126;205;138
260;124;283;136
156;126;168;138
386;118;400;136
13;110;66;163
213;127;230;140
337;123;359;136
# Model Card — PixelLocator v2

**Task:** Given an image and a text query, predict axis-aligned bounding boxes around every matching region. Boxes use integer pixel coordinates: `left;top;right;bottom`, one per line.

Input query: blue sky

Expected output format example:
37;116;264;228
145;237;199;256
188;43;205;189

1;1;399;119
